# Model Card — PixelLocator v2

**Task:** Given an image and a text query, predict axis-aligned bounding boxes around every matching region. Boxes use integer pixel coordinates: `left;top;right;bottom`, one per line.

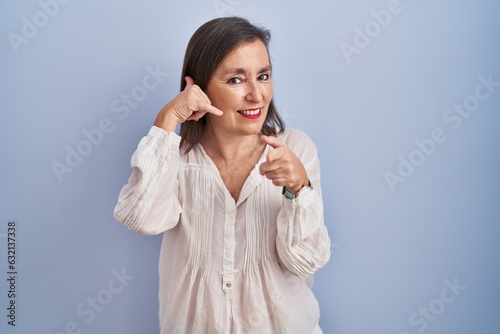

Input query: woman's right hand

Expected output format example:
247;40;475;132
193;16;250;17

153;76;223;132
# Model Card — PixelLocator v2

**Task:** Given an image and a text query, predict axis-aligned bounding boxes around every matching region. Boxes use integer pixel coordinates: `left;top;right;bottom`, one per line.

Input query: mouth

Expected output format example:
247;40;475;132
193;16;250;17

237;107;262;119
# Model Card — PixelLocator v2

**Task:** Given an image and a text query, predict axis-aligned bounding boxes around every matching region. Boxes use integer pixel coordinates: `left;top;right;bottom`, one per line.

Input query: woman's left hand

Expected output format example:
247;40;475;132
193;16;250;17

259;135;309;193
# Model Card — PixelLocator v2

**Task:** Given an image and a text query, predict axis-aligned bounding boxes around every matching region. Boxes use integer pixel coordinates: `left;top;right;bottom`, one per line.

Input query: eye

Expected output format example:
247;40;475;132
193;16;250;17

258;73;271;81
227;77;243;84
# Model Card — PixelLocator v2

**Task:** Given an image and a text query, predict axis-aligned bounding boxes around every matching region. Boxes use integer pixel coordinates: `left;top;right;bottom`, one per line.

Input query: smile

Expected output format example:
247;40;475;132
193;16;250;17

237;108;262;119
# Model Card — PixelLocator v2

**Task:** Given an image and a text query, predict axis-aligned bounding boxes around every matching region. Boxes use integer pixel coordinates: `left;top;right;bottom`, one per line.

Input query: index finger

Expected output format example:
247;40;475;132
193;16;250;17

260;135;285;149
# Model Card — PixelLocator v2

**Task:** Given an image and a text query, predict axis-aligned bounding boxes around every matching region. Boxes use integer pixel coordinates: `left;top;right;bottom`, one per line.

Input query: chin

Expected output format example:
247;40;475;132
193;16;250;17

243;121;267;135
239;128;262;137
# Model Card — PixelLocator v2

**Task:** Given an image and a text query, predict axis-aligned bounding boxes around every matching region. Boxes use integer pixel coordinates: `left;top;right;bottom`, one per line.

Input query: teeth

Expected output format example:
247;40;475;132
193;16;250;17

239;109;260;115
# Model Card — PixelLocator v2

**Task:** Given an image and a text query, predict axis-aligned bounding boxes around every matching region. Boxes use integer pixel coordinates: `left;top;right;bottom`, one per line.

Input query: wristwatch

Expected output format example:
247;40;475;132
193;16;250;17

282;180;313;200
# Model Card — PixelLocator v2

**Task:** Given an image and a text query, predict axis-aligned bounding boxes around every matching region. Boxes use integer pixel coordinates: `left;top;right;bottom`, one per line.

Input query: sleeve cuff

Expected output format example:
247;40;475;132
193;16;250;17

148;125;181;146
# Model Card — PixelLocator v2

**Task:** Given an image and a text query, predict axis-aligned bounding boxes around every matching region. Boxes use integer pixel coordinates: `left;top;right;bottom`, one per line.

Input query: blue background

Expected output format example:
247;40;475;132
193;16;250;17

1;1;499;333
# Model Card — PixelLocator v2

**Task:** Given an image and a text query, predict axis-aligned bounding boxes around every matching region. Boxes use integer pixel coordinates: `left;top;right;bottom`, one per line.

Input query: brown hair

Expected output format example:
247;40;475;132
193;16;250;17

179;16;285;152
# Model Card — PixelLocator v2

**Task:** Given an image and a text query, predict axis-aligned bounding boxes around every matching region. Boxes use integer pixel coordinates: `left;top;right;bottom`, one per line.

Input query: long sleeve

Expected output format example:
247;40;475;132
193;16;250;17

114;126;182;235
114;126;327;332
275;130;331;278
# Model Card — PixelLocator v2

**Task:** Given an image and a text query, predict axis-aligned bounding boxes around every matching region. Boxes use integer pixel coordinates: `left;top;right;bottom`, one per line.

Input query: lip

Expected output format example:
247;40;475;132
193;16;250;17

237;107;262;119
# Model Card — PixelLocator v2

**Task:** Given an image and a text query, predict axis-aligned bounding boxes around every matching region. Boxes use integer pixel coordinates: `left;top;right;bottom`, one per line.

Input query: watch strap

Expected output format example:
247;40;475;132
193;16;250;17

282;180;313;199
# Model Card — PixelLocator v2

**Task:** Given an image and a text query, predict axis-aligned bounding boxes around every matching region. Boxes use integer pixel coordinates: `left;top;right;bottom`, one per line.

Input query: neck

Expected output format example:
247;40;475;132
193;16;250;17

201;128;263;162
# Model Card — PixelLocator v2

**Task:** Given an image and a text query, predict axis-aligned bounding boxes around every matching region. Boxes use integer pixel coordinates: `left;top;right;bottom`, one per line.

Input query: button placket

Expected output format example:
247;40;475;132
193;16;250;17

222;197;236;292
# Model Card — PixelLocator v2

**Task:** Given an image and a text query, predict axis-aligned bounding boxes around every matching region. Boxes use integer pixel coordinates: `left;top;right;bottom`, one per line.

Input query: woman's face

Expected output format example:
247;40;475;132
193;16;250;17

204;39;273;137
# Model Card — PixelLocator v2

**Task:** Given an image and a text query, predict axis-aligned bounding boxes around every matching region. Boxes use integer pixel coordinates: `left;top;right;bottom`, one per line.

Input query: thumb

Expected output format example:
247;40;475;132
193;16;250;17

260;135;285;149
184;76;195;90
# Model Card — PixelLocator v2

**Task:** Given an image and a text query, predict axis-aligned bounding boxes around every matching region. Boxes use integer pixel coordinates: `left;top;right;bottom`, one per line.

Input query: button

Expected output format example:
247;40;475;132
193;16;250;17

226;283;231;288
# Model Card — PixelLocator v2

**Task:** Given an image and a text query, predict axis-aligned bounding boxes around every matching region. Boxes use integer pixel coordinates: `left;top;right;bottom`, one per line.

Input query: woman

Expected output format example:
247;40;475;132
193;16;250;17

114;16;331;334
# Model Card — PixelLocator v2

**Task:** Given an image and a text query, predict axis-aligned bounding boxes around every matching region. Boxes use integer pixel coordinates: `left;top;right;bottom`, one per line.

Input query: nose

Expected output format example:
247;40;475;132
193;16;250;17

244;80;263;103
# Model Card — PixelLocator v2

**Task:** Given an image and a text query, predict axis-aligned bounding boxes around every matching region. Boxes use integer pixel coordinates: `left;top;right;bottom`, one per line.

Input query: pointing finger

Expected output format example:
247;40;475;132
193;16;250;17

261;135;285;149
266;147;286;163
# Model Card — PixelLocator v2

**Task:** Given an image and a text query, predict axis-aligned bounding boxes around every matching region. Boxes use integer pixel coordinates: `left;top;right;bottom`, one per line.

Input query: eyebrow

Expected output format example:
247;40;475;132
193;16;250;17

221;65;272;76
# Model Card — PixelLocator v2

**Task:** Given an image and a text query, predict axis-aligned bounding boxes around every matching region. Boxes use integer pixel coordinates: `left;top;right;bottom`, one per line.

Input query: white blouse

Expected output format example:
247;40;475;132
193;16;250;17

114;126;331;334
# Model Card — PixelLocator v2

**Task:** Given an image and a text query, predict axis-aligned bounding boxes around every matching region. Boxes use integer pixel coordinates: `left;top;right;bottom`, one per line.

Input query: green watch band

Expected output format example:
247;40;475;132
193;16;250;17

282;180;313;199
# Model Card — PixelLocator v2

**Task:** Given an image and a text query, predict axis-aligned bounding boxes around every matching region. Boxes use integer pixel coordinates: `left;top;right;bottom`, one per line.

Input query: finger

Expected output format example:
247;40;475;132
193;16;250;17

184;76;195;89
262;169;285;181
261;171;288;186
270;178;288;187
186;111;203;121
185;103;223;121
259;160;282;176
189;87;223;116
261;161;296;180
203;103;224;116
259;161;271;175
190;103;223;117
261;135;285;149
266;147;287;164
